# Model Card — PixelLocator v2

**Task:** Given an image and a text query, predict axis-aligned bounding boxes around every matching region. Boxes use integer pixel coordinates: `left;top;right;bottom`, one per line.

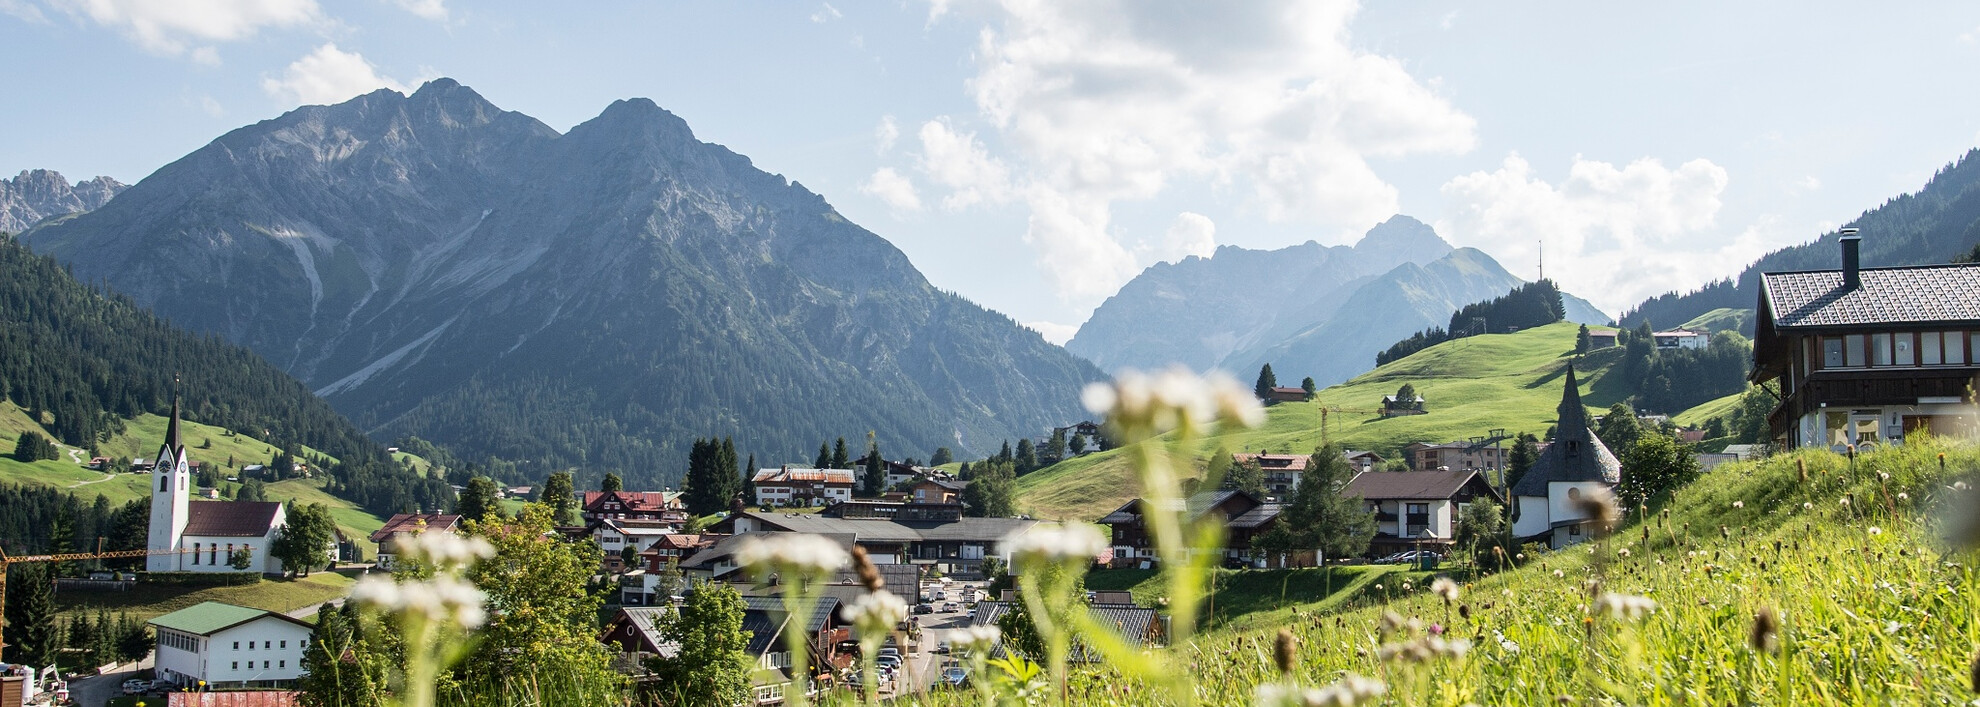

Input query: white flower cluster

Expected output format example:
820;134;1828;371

1430;577;1460;603
735;533;850;576
1081;368;1266;431
1493;630;1519;655
392;531;495;570
950;625;1002;652
844;590;909;633
1253;674;1386;707
1002;523;1107;565
352;574;487;628
1376;636;1470;663
1594;593;1657;621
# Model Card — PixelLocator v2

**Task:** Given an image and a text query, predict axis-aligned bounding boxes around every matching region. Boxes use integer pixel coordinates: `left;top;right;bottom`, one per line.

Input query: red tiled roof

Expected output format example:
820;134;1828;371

182;501;283;537
751;467;857;485
581;491;679;512
1232;453;1308;471
369;513;461;543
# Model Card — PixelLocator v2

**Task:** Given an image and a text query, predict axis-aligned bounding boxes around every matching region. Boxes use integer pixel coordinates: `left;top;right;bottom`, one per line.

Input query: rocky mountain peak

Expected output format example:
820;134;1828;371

1354;214;1452;261
0;169;126;233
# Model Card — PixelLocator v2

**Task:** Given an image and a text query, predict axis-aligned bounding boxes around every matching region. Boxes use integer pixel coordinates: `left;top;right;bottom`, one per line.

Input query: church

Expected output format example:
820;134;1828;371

1509;366;1622;548
146;397;290;574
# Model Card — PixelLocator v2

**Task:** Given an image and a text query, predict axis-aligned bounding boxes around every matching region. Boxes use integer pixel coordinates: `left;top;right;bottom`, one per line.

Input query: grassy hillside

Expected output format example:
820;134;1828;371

2;400;390;555
1092;438;1980;705
55;571;355;622
1673;390;1744;428
1680;306;1754;334
1016;322;1625;521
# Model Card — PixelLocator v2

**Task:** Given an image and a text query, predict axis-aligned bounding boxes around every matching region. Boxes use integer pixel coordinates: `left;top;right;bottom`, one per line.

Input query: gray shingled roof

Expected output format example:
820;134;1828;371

1510;367;1620;497
1342;470;1491;501
1762;264;1980;329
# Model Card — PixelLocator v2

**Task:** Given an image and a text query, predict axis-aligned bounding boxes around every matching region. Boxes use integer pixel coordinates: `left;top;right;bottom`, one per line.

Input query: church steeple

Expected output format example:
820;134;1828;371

1555;365;1591;440
161;389;183;460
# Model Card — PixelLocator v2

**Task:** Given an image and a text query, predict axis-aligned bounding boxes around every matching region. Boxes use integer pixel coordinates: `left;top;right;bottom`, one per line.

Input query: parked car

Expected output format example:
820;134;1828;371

943;666;969;686
913;603;935;615
122;679;149;695
934;640;951;654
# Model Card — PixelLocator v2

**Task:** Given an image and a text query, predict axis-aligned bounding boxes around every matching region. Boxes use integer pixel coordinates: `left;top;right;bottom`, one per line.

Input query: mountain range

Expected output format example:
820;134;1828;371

1068;215;1610;387
20;78;1102;488
0;169;125;233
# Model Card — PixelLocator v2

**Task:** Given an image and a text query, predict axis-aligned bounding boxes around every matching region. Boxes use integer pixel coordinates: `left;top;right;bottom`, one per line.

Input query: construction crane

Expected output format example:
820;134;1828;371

1318;406;1388;446
0;544;189;656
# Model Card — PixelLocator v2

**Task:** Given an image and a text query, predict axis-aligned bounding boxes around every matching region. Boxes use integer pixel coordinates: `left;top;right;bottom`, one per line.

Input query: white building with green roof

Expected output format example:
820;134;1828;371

148;601;315;689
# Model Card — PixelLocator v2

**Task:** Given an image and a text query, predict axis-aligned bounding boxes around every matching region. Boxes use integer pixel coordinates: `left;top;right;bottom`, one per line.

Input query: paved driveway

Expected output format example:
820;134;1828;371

69;655;151;707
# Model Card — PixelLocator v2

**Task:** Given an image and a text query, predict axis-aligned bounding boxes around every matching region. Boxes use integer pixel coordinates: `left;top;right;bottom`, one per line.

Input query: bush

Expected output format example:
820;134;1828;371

136;571;262;586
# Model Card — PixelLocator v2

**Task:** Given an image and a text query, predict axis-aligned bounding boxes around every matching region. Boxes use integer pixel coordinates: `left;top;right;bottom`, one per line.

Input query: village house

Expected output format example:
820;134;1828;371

1653;328;1710;350
149;601;314;689
1053;421;1108;453
1097;490;1282;568
908;477;967;504
1343;450;1385;473
1381;393;1427;417
1749;231;1980;449
581;490;686;522
1265;386;1310;403
971;601;1165;660
600;593;853;705
1509;368;1621;548
368;512;461;571
752;466;857;507
1341;469;1503;557
1403;441;1505;472
710;503;1036;577
1587;329;1619;349
594;518;685;572
1233;453;1308;497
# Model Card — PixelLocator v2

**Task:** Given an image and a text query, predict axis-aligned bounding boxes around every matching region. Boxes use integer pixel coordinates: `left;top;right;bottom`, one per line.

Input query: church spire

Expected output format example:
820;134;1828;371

1555;365;1592;441
164;376;184;457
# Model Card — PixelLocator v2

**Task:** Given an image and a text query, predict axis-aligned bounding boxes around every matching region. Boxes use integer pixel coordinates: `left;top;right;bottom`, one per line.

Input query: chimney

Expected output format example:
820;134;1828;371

1839;227;1861;289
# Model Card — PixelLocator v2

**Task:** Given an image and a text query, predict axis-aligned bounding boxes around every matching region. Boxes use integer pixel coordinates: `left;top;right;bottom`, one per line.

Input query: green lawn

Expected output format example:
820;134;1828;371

55;571;354;622
1016;322;1626;521
1673;390;1744;428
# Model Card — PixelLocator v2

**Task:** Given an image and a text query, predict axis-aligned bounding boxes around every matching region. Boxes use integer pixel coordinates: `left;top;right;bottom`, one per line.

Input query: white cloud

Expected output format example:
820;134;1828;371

810;2;840;23
875;115;899;154
1437;153;1767;314
1142;211;1216;264
198;94;224;116
859;167;922;213
914;118;1013;210
262;44;410;107
0;0;49;23
911;1;1473;302
389;0;447;22
50;0;319;58
1024;320;1080;345
1961;25;1980;43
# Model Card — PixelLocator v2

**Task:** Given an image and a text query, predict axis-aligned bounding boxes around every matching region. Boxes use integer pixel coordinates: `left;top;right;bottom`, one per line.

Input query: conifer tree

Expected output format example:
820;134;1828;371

1254;363;1278;400
831;437;851;469
741;453;757;506
3;563;57;666
1576;323;1592;354
861;435;886;497
1043;428;1067;463
297;602;388;707
1014;438;1037;474
455;477;504;522
815;441;832;469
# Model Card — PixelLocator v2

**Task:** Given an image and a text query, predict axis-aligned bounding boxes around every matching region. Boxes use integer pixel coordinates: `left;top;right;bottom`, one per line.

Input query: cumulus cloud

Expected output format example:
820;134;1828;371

1437;153;1767;314
915;118;1014;210
0;0;49;23
390;0;447;22
860;168;922;213
1143;211;1216;264
1024;320;1080;345
900;1;1474;302
262;44;410;107
49;0;319;58
875;115;899;154
810;2;840;23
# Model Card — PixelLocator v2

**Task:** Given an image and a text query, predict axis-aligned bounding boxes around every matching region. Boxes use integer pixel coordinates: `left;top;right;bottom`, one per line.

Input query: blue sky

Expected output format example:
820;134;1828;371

6;1;1980;342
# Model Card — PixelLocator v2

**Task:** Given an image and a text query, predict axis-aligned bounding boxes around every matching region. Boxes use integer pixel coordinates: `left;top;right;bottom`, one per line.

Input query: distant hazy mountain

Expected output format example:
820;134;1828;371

1067;215;1609;386
1620;148;1980;330
0;170;125;232
22;78;1102;487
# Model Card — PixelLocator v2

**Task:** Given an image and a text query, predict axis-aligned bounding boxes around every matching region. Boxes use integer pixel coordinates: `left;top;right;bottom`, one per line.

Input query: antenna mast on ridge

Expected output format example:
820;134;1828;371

1537;240;1544;281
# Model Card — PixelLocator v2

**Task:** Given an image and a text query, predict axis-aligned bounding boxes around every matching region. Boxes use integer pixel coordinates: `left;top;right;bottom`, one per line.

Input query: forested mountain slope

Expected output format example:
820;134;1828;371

21;79;1103;488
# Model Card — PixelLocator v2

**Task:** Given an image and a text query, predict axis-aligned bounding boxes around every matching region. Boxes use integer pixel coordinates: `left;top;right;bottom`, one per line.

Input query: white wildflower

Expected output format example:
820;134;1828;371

843;590;909;633
1732;501;1744;509
1514;553;1526;560
1897;492;1910;501
353;574;488;628
1377;636;1470;663
1617;547;1632;558
1494;630;1520;655
950;625;1002;652
1879;472;1891;481
735;533;850;576
1955;481;1972;492
1803;502;1814;510
1594;593;1657;621
1839;497;1851;508
392;531;495;569
1868;526;1884;536
1003;523;1106;565
1553;570;1565;579
1430;577;1460;603
1083;368;1265;430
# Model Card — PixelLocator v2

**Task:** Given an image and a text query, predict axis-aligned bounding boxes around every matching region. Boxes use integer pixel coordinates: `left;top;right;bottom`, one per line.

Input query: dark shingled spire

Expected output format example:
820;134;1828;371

159;381;184;466
1508;364;1619;497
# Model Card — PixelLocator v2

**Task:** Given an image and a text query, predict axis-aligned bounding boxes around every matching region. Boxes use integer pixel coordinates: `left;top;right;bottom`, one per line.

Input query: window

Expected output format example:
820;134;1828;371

1569;523;1582;537
233;641;239;650
1925;332;1943;365
1949;330;1968;365
1872;333;1891;366
1845;334;1866;367
279;660;286;668
1896;334;1915;365
232;662;238;670
1823;337;1846;367
210;544;218;564
280;640;287;649
192;543;201;565
1972;333;1980;363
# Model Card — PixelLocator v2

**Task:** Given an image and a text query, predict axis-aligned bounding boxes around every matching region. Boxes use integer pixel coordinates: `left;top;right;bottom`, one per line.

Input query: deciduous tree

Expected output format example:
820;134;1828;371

648;581;752;705
543;470;578;526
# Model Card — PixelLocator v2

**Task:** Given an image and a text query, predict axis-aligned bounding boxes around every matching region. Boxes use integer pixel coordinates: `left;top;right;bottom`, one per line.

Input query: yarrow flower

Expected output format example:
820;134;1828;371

736;533;850;576
1082;368;1266;433
1253;674;1386;707
1868;526;1884;536
1430;577;1461;603
1003;523;1107;565
391;531;495;569
1732;501;1745;509
843;590;909;633
1594;593;1657;621
352;574;487;628
1897;492;1910;501
950;625;1002;652
1377;636;1471;663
